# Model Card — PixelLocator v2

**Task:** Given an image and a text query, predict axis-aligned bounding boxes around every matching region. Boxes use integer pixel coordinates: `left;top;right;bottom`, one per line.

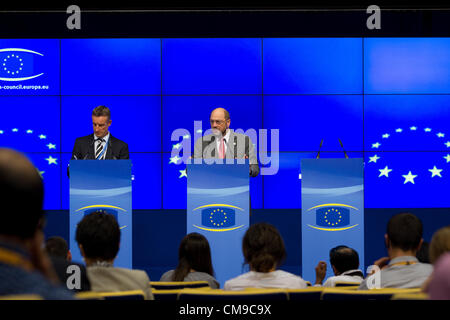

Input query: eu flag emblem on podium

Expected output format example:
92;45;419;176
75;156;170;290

316;206;350;228
201;207;235;229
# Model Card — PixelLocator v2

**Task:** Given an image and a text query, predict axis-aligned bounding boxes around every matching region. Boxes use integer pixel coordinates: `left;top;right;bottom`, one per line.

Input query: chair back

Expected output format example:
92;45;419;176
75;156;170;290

178;288;289;301
150;281;210;290
286;287;323;301
391;292;429;300
96;290;146;300
75;291;104;300
334;281;362;287
152;289;182;301
321;288;422;301
0;294;42;300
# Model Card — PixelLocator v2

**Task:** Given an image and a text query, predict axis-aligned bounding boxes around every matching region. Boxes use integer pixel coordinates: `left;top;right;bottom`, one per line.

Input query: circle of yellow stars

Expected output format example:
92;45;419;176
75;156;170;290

210;209;227;227
324;208;342;227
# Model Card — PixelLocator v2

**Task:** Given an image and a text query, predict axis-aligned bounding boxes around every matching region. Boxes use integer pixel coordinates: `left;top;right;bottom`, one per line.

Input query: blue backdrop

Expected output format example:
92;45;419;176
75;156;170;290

1;38;449;283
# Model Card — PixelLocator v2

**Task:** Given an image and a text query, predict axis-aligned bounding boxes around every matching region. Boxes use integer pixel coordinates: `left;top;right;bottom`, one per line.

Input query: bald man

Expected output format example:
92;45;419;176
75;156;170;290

0;148;73;299
193;108;260;177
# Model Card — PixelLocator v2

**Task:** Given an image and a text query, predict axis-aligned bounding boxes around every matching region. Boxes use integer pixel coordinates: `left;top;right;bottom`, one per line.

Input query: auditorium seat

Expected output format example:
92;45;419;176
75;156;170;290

321;288;422;301
178;288;289;301
334;281;362;287
152;289;183;301
77;289;157;300
0;294;42;300
286;287;324;300
150;281;210;290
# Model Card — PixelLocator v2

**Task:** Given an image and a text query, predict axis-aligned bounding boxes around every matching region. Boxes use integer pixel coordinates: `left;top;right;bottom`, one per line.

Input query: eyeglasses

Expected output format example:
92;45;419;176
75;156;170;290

210;119;226;125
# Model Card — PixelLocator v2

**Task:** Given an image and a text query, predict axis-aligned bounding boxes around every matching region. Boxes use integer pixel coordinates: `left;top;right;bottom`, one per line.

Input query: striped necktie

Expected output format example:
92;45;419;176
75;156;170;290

95;138;105;160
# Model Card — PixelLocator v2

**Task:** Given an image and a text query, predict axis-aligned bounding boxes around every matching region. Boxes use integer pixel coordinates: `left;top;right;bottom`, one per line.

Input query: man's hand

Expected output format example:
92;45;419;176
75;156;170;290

315;261;327;285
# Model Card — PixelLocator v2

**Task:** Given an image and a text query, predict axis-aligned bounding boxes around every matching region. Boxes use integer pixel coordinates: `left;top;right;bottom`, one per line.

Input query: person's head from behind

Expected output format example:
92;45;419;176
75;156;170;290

0;148;45;243
385;213;423;257
45;236;72;261
172;233;214;281
92;105;111;138
75;211;120;266
242;223;286;273
329;245;360;276
429;225;450;264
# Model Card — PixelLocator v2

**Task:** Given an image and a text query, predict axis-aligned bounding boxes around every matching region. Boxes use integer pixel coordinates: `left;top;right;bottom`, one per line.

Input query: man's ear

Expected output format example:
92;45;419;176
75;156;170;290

67;250;72;262
384;234;390;249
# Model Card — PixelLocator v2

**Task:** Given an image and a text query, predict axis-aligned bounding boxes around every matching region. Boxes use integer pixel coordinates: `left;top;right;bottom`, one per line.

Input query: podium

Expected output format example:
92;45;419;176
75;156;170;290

69;160;132;268
301;158;364;283
187;161;250;287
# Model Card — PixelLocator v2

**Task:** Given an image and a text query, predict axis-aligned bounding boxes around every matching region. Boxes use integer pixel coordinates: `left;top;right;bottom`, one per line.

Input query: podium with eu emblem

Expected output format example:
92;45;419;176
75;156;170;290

187;161;250;287
301;158;364;283
69;160;132;268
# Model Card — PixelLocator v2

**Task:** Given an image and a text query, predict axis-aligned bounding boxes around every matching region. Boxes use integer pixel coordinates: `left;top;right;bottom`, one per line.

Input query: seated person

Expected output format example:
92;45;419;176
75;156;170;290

427;252;450;300
429;225;450;265
0;148;73;299
76;211;153;299
160;233;219;289
422;225;450;293
314;245;364;287
45;236;91;292
224;223;308;290
359;213;433;289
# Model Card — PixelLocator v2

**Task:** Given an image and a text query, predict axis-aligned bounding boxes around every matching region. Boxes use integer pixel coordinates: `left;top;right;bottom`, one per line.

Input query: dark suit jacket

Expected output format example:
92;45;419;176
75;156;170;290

71;133;129;160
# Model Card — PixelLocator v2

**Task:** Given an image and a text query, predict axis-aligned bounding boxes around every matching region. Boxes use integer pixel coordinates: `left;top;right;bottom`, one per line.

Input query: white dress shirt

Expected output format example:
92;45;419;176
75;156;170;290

321;269;364;287
215;129;231;156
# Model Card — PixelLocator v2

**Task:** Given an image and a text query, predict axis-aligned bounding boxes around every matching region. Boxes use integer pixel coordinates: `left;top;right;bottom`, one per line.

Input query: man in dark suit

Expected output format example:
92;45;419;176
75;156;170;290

71;105;129;160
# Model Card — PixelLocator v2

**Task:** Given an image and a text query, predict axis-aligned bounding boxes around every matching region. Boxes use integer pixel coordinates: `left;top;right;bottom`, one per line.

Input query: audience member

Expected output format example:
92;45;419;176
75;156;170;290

422;225;450;293
359;213;433;289
45;236;71;261
429;225;450;264
0;148;73;299
314;245;364;287
160;233;219;288
76;211;153;299
224;222;307;290
426;252;450;300
45;236;91;292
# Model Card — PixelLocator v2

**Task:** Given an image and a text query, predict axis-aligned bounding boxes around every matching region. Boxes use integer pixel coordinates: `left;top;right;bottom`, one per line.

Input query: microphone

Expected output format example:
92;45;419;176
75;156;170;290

316;139;324;159
338;138;349;159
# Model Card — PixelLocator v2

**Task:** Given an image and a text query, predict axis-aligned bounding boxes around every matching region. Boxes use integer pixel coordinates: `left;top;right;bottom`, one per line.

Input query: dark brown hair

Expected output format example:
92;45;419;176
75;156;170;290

75;211;120;261
242;223;286;273
387;213;423;252
172;233;215;281
92;105;111;120
429;225;450;264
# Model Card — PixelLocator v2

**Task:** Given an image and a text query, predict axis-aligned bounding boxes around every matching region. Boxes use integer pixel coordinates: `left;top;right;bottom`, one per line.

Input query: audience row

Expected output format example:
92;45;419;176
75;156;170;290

0;148;449;299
